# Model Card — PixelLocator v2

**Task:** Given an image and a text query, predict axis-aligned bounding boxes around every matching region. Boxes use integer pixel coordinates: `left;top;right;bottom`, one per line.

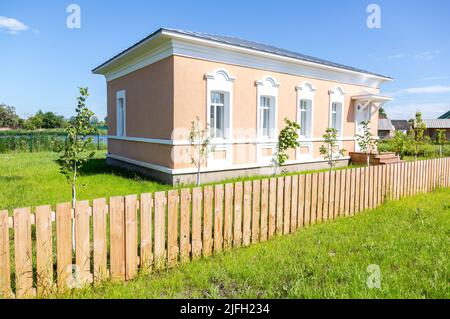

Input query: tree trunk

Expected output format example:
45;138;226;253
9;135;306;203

72;164;77;251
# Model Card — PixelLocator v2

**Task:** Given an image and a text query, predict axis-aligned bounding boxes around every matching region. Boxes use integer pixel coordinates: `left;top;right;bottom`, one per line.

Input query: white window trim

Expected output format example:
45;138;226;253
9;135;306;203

328;86;346;138
116;90;126;137
205;69;235;167
296;82;316;139
256;76;279;142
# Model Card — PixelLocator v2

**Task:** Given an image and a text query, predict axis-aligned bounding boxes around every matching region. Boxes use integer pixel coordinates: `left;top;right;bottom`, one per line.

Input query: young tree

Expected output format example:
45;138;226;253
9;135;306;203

55;87;96;208
272;118;301;175
356;121;378;167
189;116;214;186
435;129;447;157
391;130;409;159
408;111;427;161
319;128;346;172
0;103;21;129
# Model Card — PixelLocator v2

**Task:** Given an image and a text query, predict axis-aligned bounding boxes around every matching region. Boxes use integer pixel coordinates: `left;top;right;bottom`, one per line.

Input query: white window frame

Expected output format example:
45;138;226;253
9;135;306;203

256;76;279;142
296;82;316;139
328;87;346;138
205;69;235;167
116;90;126;137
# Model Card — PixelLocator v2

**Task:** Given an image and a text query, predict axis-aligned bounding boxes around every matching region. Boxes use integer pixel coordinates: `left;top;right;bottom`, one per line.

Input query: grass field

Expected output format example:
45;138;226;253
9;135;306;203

57;188;450;299
0;151;357;211
0;151;175;211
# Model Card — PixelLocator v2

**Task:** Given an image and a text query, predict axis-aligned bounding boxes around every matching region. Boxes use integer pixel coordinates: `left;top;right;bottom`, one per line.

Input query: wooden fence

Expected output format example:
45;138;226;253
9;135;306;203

0;157;449;298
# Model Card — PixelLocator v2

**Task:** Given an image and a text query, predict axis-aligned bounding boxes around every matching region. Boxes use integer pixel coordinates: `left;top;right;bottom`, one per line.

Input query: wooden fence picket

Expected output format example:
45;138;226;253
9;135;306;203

251;180;261;244
35;205;53;296
14;208;33;298
354;168;361;213
242;182;252;246
93;198;108;281
153;192;167;268
179;189;191;261
304;174;312;224
339;170;346;216
203;186;214;255
268;178;277;238
167;190;179;266
328;171;335;219
310;173;318;224
0;210;11;298
140;193;153;269
110;196;125;279
56;203;72;292
322;171;330;220
223;184;234;250
276;177;284;234
349;169;356;215
75;200;91;286
214;185;224;253
260;179;269;241
191;187;203;257
233;183;243;248
283;176;291;233
317;173;324;222
334;170;341;218
297;175;305;227
344;169;351;216
290;175;299;230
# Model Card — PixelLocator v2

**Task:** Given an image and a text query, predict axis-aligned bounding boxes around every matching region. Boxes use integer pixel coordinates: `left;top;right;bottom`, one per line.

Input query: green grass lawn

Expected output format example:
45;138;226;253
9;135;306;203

57;188;449;299
0;151;172;211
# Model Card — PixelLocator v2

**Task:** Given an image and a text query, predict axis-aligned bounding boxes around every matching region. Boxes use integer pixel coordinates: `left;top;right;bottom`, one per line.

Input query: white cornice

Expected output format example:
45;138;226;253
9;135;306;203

97;34;392;88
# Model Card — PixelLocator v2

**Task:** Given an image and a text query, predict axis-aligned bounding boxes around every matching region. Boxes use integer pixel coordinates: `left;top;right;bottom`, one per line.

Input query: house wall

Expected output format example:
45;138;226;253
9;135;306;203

106;56;175;168
172;55;379;169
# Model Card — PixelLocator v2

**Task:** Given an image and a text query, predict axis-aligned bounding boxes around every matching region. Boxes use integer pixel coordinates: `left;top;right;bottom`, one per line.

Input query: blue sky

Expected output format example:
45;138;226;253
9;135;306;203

1;0;450;120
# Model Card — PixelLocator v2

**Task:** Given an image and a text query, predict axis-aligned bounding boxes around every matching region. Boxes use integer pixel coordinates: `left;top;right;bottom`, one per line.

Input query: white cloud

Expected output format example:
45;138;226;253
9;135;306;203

417;76;450;81
0;16;29;34
388;53;407;59
415;51;440;60
390;85;450;95
387;50;440;60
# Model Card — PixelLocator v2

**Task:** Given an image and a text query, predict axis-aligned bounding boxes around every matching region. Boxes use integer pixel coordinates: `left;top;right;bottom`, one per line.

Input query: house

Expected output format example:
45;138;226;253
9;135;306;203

438;110;450;119
391;120;410;134
378;119;395;139
93;28;393;185
422;119;450;140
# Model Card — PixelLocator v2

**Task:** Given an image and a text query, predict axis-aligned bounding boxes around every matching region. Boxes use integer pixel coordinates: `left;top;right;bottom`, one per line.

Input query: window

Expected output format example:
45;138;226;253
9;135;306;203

331;102;343;135
116;90;126;136
256;77;279;140
329;87;345;137
210;91;225;139
260;96;272;138
299;99;312;137
296;82;316;140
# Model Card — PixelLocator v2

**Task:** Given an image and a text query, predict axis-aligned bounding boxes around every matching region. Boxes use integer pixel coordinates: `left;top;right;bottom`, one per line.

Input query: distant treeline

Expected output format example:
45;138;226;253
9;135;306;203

0;103;106;131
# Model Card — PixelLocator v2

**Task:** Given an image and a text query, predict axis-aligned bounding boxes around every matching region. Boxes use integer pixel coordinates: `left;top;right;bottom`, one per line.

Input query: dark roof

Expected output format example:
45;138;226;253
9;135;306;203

422;119;450;128
93;28;392;79
391;120;410;131
438;110;450;119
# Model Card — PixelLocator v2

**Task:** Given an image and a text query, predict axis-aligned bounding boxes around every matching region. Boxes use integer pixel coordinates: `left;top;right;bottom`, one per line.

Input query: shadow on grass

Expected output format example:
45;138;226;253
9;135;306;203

53;158;161;183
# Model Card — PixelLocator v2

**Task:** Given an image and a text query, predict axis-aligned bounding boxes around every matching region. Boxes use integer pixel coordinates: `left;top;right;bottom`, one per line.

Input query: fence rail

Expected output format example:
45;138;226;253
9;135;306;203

0;157;449;298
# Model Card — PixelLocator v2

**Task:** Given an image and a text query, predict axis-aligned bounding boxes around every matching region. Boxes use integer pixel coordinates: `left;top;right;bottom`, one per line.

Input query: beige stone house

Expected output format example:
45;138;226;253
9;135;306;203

93;28;393;184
